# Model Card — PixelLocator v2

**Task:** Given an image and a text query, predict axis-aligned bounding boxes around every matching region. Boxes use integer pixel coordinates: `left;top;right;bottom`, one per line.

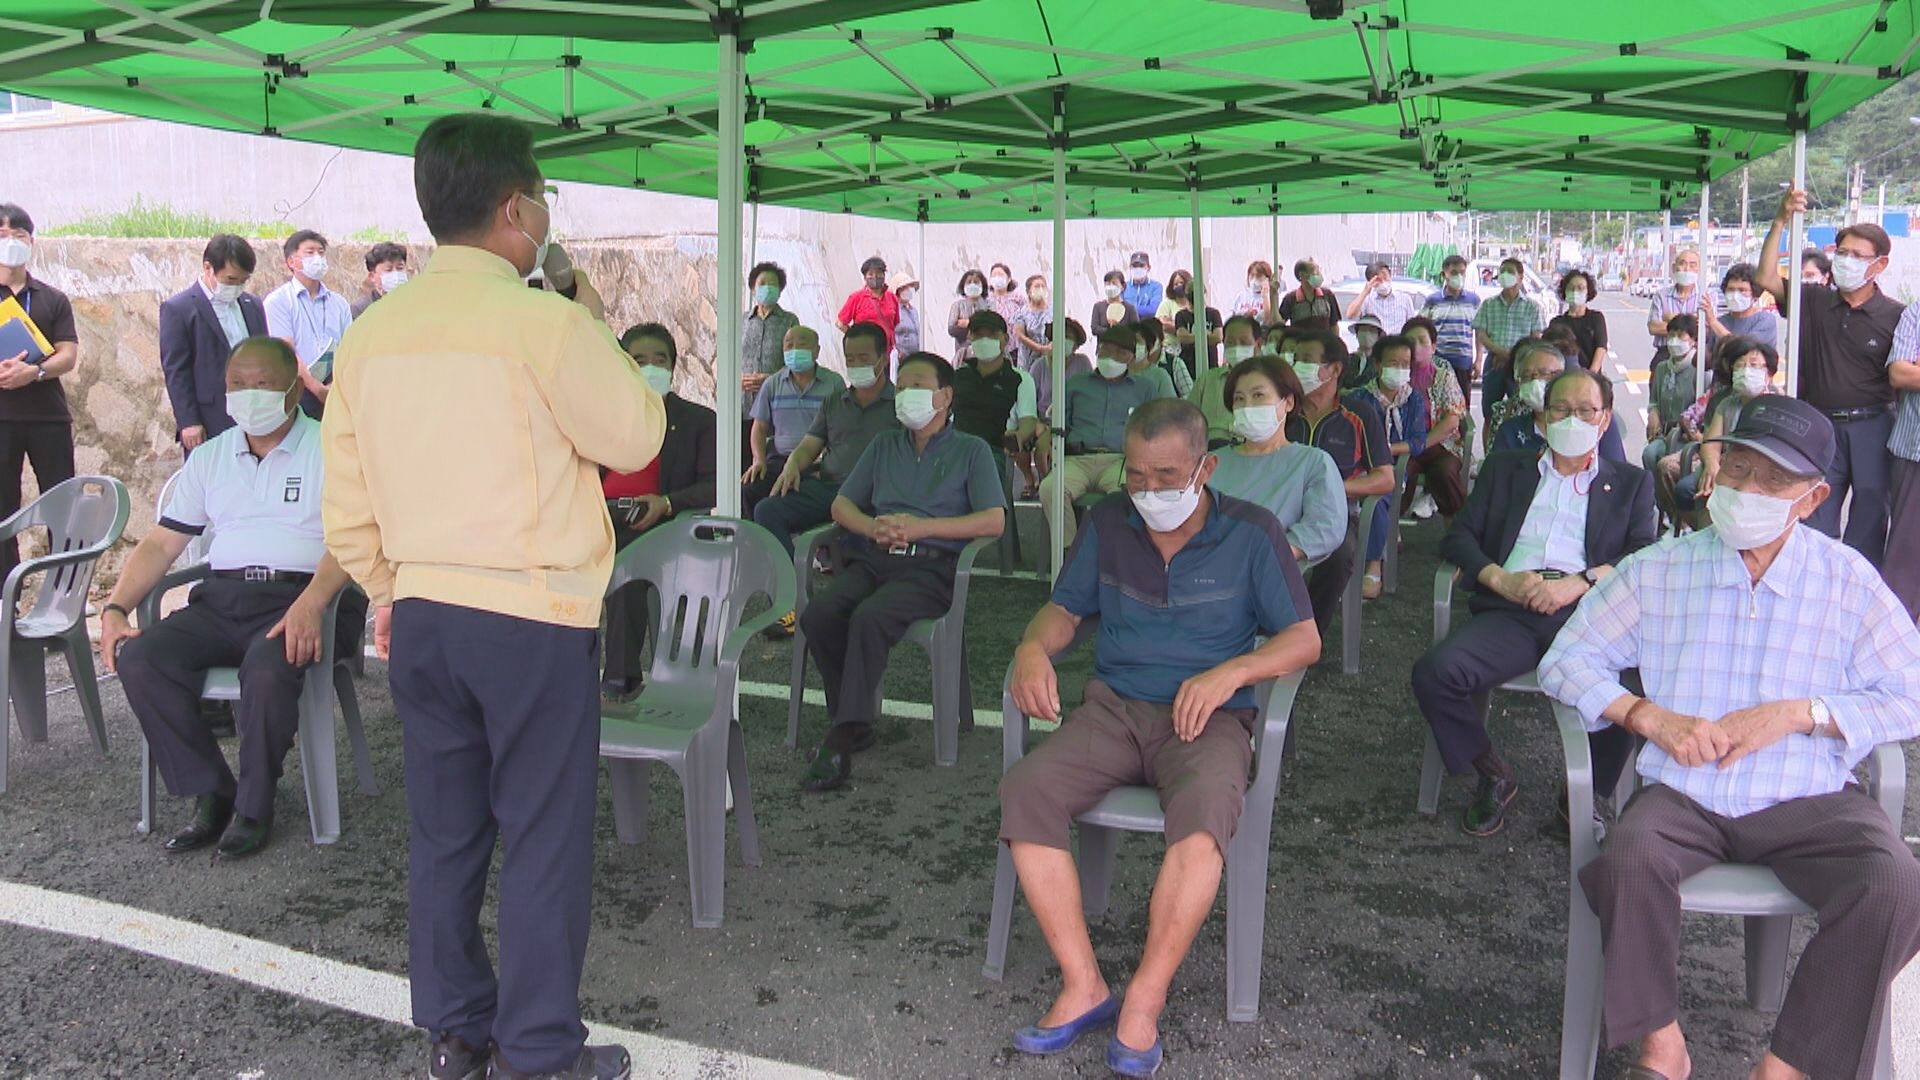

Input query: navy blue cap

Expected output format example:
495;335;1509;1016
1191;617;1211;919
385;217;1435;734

1703;394;1835;477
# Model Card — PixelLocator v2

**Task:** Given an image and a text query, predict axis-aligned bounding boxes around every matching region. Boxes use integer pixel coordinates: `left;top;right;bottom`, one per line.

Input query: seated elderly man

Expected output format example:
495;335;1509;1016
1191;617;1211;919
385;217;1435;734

741;323;845;518
755;321;898;555
797;352;1004;793
600;323;717;701
1541;396;1920;1080
1492;338;1629;463
999;399;1319;1077
1283;329;1393;634
1414;367;1657;838
99;337;365;859
1035;326;1170;546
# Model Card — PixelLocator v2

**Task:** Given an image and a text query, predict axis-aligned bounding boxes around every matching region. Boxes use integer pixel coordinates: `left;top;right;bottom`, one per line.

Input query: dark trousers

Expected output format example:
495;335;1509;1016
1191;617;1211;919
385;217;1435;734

739;453;789;520
1411;601;1632;795
1807;409;1893;566
1480;364;1514;428
0;420;74;574
1305;518;1357;635
116;578;363;819
752;475;841;557
602;513;663;686
800;550;955;733
1448;361;1474;410
389;600;600;1074
1884;456;1920;624
1581;784;1920;1077
1403;444;1467;517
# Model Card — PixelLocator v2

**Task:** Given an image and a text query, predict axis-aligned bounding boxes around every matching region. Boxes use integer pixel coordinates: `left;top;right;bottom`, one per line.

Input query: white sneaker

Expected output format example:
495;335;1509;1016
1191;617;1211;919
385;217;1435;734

1411;493;1437;520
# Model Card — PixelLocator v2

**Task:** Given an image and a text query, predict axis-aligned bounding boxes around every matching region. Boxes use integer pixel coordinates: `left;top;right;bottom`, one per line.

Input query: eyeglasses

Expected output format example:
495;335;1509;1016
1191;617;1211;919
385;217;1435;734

1719;453;1814;495
1543;404;1605;422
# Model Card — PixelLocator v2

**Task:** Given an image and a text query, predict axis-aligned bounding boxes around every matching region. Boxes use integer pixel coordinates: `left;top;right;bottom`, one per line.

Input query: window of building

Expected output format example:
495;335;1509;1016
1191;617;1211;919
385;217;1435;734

0;94;54;116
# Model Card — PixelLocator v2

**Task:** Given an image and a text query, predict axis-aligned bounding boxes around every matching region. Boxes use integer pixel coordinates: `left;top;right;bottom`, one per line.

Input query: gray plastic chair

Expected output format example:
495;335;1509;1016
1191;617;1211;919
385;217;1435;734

132;561;376;845
784;523;989;767
1381;451;1408;595
982;620;1307;1022
601;516;794;929
1555;698;1902;1079
0;475;130;795
1416;566;1541;815
1338;490;1388;675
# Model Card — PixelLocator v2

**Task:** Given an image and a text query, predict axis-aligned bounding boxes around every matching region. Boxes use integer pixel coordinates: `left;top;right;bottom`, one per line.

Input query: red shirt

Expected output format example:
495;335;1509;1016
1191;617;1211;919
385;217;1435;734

837;288;900;350
603;457;661;499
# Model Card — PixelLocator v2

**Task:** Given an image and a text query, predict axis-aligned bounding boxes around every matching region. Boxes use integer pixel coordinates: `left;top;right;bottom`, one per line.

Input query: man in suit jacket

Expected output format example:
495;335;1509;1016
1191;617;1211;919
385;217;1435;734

600;322;718;700
1413;367;1657;838
159;235;268;449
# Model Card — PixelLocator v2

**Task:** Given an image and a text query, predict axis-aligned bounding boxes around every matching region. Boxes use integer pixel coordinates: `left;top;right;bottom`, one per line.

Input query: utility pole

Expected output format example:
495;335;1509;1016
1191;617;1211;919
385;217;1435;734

1846;162;1864;225
1698;181;1711;269
1738;166;1750;260
1877;180;1887;226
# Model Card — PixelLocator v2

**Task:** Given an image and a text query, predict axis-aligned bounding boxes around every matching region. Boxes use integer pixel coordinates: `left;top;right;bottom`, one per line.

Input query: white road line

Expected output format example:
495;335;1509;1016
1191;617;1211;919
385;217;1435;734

0;880;847;1080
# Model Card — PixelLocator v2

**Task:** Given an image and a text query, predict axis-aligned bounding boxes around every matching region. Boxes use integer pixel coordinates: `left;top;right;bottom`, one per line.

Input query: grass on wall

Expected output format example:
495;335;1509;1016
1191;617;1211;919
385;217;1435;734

42;197;295;240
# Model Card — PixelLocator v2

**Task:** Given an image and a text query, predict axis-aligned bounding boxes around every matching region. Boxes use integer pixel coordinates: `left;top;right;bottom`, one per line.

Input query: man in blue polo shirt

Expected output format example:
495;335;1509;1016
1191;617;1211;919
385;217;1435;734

742;324;845;516
997;399;1320;1077
1423;254;1482;407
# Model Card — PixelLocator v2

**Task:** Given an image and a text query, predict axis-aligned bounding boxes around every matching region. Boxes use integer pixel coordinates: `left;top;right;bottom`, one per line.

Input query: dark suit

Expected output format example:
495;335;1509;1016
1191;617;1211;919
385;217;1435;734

158;284;267;439
1414;448;1657;789
603;393;718;685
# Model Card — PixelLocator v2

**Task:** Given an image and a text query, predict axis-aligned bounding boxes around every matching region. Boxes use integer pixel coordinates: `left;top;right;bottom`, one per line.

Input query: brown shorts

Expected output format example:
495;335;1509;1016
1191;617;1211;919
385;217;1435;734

997;679;1257;856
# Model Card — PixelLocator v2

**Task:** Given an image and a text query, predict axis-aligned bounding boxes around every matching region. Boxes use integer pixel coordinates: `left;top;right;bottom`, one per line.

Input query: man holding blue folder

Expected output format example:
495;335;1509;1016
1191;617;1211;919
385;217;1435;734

0;203;78;577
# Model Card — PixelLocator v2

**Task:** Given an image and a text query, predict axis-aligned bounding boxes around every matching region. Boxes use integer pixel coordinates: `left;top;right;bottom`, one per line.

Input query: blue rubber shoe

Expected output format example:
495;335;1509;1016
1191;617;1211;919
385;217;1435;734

1011;994;1119;1055
1106;1032;1163;1077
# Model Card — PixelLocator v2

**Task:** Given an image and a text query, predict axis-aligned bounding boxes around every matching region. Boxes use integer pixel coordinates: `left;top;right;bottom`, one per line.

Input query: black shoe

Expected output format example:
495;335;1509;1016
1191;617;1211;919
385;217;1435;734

163;794;234;854
762;610;796;640
430;1034;492;1080
800;743;853;793
1461;774;1519;837
1550;784;1614;845
845;724;877;753
489;1045;630;1080
599;678;642;703
215;809;274;860
202;699;236;739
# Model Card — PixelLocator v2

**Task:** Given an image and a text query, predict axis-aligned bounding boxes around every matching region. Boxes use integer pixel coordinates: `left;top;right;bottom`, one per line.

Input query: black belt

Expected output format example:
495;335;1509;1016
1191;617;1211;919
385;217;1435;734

1064;445;1119;456
1823;404;1893;422
850;538;957;561
210;567;314;584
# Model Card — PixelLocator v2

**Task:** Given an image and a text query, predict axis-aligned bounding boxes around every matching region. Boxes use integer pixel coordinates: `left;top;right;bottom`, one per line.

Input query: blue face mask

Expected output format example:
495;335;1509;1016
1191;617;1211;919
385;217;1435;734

784;348;815;373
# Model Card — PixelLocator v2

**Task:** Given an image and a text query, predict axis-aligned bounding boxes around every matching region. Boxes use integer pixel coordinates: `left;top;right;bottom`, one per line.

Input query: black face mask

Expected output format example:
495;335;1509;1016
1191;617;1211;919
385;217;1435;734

1168;286;1188;301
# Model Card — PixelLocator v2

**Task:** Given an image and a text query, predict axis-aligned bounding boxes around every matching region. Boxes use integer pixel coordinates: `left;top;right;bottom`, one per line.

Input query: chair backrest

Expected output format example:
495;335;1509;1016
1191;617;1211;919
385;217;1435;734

608;516;791;689
16;476;130;626
154;470;212;568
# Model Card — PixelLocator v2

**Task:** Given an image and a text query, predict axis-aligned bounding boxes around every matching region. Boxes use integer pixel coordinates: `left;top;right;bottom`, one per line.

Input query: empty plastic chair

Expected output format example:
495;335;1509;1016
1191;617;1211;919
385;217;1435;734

784;523;989;766
1338;492;1387;675
601;516;794;929
983;619;1306;1022
0;475;130;795
1554;699;1902;1079
1381;451;1408;594
1416;566;1541;815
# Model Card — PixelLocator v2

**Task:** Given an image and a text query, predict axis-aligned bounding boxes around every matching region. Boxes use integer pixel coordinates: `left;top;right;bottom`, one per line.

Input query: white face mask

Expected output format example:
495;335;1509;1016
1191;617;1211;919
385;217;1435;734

212;282;245;304
846;364;880;389
1130;268;1148;283
1379;367;1410;391
989;274;1009;291
1666;337;1693;359
378;269;409;292
755;283;781;305
1671;270;1697;288
963;282;984;299
1029;287;1049;304
1726;291;1754;314
1497;271;1520;289
1134;342;1150;362
1445;273;1465;291
1736;367;1770;397
1545;415;1602;458
1222;344;1255;365
1375;283;1393;297
1709;483;1811;551
1096;355;1130;379
299;253;328;280
1518;378;1549;412
637;364;673;396
1566;289;1587;306
226;387;293;437
1293;361;1326;395
970;336;1003;363
0;237;31;268
1130;464;1203;533
1232;404;1284;443
1831;253;1876;292
1247;279;1262;292
513;193;551;275
898;287;916;305
894;387;938;430
1104;283;1122;299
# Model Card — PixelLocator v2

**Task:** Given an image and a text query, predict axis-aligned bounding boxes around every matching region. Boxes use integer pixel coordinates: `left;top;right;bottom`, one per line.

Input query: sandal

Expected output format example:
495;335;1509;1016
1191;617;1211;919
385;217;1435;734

1361;572;1383;600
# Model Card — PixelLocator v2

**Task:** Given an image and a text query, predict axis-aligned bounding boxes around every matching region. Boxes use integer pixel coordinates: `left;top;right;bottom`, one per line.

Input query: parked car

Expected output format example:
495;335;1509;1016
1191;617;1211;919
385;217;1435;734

1461;260;1561;320
1599;272;1626;293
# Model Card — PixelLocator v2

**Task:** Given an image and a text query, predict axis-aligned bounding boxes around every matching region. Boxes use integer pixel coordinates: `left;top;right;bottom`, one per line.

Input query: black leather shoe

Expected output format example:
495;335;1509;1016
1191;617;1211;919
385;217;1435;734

163;794;233;854
489;1044;630;1080
430;1034;492;1080
599;678;642;704
1461;774;1519;837
844;724;877;753
800;744;853;793
215;809;274;860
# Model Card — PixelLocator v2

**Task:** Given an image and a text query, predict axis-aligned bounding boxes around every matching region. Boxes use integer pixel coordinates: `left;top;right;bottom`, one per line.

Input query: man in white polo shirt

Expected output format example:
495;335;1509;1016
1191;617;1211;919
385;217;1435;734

99;337;362;860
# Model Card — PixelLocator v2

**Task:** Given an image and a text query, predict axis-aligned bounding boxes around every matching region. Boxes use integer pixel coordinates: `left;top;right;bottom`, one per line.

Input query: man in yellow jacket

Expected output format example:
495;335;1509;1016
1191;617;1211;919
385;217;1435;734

322;113;663;1080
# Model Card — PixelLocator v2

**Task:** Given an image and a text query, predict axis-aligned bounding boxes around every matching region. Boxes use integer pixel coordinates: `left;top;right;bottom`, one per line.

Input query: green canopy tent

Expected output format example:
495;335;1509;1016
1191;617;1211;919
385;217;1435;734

3;0;1914;563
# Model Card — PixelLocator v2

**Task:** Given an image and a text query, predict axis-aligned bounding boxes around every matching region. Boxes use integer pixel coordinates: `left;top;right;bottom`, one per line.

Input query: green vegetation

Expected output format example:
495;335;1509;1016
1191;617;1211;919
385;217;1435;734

43;197;294;239
347;224;408;243
1715;72;1920;226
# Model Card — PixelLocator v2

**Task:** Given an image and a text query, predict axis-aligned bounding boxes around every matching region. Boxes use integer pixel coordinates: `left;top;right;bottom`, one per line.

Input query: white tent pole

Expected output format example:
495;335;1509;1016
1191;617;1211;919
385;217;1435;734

714;12;746;516
747;198;760;273
1784;128;1808;399
1049;142;1068;582
918;216;928;306
1189;185;1206;375
1696;179;1711;402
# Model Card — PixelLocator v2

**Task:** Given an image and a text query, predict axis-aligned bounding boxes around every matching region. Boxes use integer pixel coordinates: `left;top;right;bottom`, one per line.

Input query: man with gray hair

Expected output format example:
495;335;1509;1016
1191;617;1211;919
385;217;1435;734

997;398;1320;1076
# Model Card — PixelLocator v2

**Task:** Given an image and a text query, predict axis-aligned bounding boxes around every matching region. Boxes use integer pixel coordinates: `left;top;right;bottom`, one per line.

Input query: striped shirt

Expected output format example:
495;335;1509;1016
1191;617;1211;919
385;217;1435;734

750;367;846;456
1889;303;1920;462
1471;292;1543;352
1422;289;1480;370
1540;525;1920;819
1646;288;1705;347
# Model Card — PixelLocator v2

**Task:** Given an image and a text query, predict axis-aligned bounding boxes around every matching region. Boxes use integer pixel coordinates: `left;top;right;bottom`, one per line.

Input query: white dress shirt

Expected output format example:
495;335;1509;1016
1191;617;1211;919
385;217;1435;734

199;280;249;349
1503;452;1595;575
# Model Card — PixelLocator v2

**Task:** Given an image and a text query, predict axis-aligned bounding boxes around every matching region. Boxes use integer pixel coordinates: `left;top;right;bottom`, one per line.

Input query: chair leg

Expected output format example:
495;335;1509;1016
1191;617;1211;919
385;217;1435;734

955;638;974;734
296;681;341;845
931;632;959;768
1076;824;1119;918
9;641;48;744
61;628;108;754
727;722;760;867
607;758;649;846
138;734;157;834
982;841;1018;980
1561;873;1606;1080
1341;559;1362;676
1417;728;1445;816
334;665;377;796
785;626;809;750
1225;794;1277;1022
1384;516;1401;595
682;743;731;929
1742;914;1793;1012
1872;1002;1893;1080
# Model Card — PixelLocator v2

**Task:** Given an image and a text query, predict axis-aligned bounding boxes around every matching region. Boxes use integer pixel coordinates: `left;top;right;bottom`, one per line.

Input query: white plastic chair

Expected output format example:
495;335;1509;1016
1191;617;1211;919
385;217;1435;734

1416;566;1541;814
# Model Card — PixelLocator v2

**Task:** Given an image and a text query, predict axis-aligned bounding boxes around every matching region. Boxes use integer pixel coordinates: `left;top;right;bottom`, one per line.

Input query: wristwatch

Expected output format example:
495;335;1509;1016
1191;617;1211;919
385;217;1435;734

1580;568;1601;586
1809;698;1836;739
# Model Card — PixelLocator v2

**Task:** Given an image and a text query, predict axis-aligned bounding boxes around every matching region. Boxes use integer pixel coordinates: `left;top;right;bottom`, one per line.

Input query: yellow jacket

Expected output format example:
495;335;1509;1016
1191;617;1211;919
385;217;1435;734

321;245;664;628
